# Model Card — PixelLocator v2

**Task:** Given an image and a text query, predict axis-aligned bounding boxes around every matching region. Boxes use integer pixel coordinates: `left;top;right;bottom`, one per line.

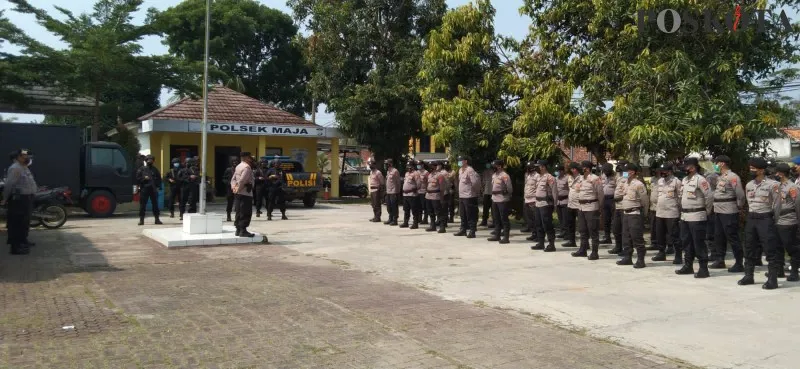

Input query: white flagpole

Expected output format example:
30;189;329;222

199;0;211;215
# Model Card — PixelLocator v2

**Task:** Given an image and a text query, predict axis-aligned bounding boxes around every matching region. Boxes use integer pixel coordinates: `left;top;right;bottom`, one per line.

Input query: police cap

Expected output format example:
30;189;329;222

536;159;548;167
683;157;699;167
492;159;504;167
626;163;640;172
239;151;252;158
615;160;629;172
11;148;32;158
407;159;415;167
568;162;581;170
581;160;593;168
748;157;768;169
714;155;731;164
457;155;470;162
659;163;673;171
776;162;791;174
525;161;536;169
415;159;424;166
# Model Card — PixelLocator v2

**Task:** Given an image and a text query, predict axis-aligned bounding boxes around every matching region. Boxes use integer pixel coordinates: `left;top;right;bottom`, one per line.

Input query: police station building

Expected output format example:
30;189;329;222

132;85;343;197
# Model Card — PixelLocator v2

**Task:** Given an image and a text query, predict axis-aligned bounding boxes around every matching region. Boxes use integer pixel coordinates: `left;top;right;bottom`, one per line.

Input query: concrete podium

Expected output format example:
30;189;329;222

143;213;266;248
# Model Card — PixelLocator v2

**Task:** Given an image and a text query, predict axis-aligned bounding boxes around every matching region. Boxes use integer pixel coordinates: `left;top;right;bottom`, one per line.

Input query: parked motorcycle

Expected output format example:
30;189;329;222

0;179;71;229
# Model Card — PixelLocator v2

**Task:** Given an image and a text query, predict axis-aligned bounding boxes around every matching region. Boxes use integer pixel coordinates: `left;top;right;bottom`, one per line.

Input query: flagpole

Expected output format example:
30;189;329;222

199;0;211;215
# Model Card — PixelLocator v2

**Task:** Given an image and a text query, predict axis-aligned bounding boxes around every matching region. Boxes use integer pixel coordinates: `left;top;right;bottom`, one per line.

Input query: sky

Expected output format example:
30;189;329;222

0;0;529;125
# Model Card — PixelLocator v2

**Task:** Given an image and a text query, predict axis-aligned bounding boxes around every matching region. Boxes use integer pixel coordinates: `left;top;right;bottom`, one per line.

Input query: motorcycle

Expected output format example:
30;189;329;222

0;179;71;229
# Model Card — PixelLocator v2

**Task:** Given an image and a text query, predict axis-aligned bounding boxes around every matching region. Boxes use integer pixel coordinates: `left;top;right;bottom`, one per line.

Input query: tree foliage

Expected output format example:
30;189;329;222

289;0;447;163
153;0;310;116
110;123;141;164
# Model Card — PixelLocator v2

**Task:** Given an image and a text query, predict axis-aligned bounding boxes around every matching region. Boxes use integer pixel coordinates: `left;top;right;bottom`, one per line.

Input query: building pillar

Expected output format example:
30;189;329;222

258;135;267;159
160;132;170;175
330;137;340;198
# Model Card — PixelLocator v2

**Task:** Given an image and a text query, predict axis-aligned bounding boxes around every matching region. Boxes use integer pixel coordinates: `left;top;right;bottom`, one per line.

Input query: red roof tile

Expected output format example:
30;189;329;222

138;86;314;126
783;128;800;141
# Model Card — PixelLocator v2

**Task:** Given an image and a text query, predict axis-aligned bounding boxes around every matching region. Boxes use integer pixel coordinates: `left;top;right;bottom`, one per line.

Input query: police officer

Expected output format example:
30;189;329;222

178;157;201;220
440;160;453;225
401;160;422;229
600;163;616;245
416;160;429;225
609;160;629;254
384;159;401;226
2;149;37;255
253;158;269;217
572;161;604;260
774;163;800;282
710;155;745;272
231;152;256;237
554;163;570;239
740;158;781;289
651;163;682;264
480;162;494;227
523;161;539;241
532;160;559;252
367;158;385;222
455;155;481;238
705;165;719;256
136;155;163;226
222;156;240;222
617;163;649;268
266;158;288;220
446;161;457;223
562;162;582;247
675;157;713;278
646;163;662;251
425;161;446;233
164;158;183;218
488;159;512;244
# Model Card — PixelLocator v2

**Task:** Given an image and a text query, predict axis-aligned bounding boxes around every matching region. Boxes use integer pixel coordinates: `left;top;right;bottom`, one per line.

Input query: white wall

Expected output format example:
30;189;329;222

138;131;151;155
767;138;792;159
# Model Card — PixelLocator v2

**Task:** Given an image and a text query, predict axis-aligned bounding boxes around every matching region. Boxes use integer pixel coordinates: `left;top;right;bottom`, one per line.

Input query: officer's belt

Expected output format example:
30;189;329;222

428;190;441;193
604;194;614;198
748;212;773;219
714;197;736;203
491;191;504;195
558;195;569;200
578;199;597;204
403;190;416;194
681;207;705;213
780;209;795;216
370;186;379;189
535;196;552;201
623;207;642;214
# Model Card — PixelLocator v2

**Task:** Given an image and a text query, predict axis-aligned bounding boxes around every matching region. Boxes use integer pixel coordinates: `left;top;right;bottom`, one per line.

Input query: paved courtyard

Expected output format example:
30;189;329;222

0;202;790;368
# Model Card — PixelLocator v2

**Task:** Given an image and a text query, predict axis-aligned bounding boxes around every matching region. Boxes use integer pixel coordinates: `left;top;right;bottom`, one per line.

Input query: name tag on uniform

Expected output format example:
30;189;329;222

686;190;696;199
667;190;674;198
747;190;755;198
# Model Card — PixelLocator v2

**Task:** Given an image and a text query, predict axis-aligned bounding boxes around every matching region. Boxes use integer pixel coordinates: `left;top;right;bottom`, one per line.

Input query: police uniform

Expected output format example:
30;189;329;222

481;165;494;227
562;162;582;247
704;171;719;251
446;164;457;223
617;163;649;268
774;163;800;282
609;160;629;254
164;158;183;218
401;161;422;229
675;158;713;277
222;156;239;221
231;152;256;237
3;149;37;255
254;160;269;217
710;155;745;272
440;163;453;225
488;159;513;244
425;162;446;232
740;158;781;289
652;164;682;264
523;162;539;240
455;156;481;238
135;155;163;226
647;164;661;250
600;164;616;244
572;161;604;260
533;160;559;252
178;158;202;219
384;160;401;226
266;160;287;220
417;161;430;224
554;164;570;238
368;159;385;222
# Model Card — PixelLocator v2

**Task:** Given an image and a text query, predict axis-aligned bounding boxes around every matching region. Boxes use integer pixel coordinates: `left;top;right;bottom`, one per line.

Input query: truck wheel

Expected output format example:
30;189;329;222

303;193;317;208
86;190;117;217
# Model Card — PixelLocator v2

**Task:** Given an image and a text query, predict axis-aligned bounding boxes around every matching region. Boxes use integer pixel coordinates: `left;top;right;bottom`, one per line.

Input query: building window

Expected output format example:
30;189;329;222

90;147;129;174
419;135;431;153
265;147;282;157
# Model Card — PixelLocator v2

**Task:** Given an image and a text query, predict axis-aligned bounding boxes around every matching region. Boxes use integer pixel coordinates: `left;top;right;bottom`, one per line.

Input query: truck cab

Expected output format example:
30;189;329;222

80;142;134;217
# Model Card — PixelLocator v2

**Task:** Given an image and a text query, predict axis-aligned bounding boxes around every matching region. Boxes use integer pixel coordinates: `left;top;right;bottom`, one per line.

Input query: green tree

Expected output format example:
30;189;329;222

289;0;447;164
418;0;517;166
0;10;59;108
109;123;141;164
6;0;186;141
153;0;310;116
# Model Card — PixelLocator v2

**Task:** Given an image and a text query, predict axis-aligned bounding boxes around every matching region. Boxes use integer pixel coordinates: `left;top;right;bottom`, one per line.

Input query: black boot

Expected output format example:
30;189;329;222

384;219;392;225
675;260;694;275
634;250;646;269
282;213;288;221
599;234;612;244
267;214;273;221
608;244;621;254
666;245;675;255
530;242;544;250
571;244;588;257
256;211;261;217
410;222;419;229
154;216;163;225
694;260;710;278
369;217;381;223
438;223;446;233
787;264;799;282
651;250;667;262
738;266;755;285
728;260;744;273
399;222;409;228
226;212;232;222
239;228;255;238
170;211;175;218
561;241;577;247
454;229;466;236
616;253;633;265
588;244;599;260
764;269;787;278
479;220;487;227
235;228;241;237
138;217;144;226
672;250;683;265
9;244;30;255
490;228;499;236
709;259;726;269
466;230;476;239
499;229;510;244
544;240;556;252
179;212;184;221
763;265;779;290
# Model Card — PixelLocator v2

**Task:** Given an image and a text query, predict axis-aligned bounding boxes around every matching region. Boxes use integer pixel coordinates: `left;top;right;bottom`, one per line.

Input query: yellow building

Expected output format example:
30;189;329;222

409;134;448;160
133;86;341;197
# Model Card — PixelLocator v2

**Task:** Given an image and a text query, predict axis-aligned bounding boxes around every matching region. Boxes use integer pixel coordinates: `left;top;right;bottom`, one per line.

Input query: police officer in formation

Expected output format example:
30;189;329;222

265;159;288;220
488;159;513;244
367;158;385;222
709;155;745;272
445;161;457;223
425;161;446;233
523;161;539;240
222;156;239;222
562;162;581;248
532;160;558;252
616;163;649;268
417;160;430;225
440;160;453;226
675;157;713;278
401;160;422;229
554;163;570;239
742;158;781;288
135;155;163;226
383;159;401;226
253;158;269;217
652;163;682;264
573;161;604;260
600;163;616;245
480;162;494;228
454;155;481;238
609;160;629;255
164;157;183;218
773;163;800;282
178;157;202;220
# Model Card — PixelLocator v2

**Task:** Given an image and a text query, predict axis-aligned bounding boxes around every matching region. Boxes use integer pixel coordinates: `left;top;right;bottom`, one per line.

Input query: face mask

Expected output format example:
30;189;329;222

622;172;629;179
174;163;180;168
749;170;758;177
713;164;720;173
458;161;464;168
417;165;422;170
485;164;491;169
554;171;560;177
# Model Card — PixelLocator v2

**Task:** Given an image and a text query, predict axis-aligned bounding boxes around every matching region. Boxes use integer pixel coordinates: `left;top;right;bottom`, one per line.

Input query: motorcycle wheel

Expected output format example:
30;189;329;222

358;187;368;199
30;219;42;227
41;204;68;229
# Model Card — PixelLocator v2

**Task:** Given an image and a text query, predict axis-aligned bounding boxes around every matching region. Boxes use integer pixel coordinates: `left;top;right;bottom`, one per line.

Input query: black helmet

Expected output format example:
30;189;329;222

776;162;791;174
615;160;629;172
659;163;674;171
407;159;415;168
683;157;700;168
457;155;470;162
526;161;536;169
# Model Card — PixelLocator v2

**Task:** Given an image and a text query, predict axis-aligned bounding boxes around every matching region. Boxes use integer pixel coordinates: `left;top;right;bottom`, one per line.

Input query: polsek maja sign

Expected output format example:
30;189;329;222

637;6;792;34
